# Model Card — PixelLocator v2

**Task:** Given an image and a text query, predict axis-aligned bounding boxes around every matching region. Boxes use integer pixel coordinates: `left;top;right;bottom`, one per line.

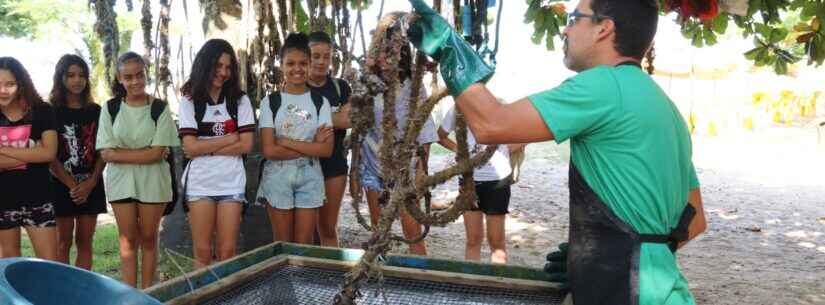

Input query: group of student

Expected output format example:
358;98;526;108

0;27;522;289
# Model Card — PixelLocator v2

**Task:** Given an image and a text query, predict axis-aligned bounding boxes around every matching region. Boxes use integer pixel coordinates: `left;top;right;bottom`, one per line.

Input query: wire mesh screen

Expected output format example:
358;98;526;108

198;265;563;305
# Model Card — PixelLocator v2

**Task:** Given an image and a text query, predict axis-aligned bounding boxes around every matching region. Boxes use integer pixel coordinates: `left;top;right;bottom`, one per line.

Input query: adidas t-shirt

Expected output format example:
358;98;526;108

178;95;256;196
440;106;511;181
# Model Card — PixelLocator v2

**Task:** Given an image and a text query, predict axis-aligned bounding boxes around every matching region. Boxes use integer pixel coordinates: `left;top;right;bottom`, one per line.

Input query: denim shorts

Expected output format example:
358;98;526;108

256;158;325;210
359;160;385;193
186;193;246;204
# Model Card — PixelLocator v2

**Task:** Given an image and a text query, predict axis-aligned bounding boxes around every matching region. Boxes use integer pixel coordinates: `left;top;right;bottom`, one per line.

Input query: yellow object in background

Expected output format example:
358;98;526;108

752;92;766;105
743;117;754;131
708;121;718;137
688;113;697;134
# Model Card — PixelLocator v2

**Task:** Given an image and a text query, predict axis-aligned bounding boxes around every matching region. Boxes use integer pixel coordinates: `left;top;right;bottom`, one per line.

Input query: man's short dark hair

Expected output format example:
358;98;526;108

591;0;658;60
308;31;333;45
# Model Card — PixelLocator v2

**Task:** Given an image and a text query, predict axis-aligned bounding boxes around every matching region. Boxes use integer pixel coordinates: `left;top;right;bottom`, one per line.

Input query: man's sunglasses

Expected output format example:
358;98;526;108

567;10;611;27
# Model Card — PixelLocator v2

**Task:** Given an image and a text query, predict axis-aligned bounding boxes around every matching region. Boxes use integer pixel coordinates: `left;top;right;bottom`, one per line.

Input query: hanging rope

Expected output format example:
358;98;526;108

377;0;385;22
491;0;502;65
92;0;119;89
154;0;172;101
140;0;153;64
335;10;497;304
276;0;289;39
465;0;501;67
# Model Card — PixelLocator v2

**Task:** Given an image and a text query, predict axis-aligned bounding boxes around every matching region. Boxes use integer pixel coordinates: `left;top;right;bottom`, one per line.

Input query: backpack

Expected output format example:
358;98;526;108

192;91;240;128
267;90;325;120
106;98;179;215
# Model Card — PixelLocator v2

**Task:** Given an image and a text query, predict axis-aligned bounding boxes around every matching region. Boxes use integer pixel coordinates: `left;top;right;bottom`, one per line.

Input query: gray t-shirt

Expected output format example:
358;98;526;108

259;91;332;142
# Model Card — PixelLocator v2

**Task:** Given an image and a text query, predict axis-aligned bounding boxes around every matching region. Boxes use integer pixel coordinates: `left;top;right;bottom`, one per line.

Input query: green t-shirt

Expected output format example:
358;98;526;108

529;65;699;305
96;100;180;203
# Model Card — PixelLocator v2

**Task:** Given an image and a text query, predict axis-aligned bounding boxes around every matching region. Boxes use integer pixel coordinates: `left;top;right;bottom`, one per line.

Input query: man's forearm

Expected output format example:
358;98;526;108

456;84;555;144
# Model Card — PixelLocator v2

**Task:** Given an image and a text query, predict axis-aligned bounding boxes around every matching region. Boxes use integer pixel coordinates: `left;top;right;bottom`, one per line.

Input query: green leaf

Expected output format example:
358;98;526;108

774;58;788;74
712;13;729;34
755;23;771;37
755;48;769;65
745;47;762;60
816;34;825;65
704;29;719;46
770;28;789;43
801;2;819;19
295;1;309;33
545;34;555;50
349;0;373;10
747;0;763;17
692;32;704;47
533;10;547;31
524;1;540;23
556;10;568;26
531;27;546;44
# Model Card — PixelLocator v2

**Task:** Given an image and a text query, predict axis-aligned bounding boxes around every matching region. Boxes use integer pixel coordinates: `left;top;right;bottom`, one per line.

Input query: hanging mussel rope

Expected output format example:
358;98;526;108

335;10;497;305
140;0;154;63
92;0;120;88
154;0;172;101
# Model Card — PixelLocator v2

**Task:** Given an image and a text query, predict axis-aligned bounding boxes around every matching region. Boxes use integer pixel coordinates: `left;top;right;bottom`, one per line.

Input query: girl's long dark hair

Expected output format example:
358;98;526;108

181;38;244;105
0;57;46;117
49;54;94;108
111;52;146;98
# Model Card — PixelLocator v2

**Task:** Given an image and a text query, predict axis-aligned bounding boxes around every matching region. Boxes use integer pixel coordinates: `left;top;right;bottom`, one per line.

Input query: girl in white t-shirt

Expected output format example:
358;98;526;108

437;104;526;264
178;39;255;268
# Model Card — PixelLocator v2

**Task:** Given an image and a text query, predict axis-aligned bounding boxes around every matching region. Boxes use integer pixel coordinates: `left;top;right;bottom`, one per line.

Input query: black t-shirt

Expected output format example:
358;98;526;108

0;103;57;205
54;104;101;178
309;75;351;173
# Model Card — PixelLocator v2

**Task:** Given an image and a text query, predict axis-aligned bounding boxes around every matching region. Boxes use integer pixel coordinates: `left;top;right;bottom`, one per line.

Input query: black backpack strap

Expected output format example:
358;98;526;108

193;100;207;124
268;91;282;122
310;90;324;117
106;98;121;125
268;90;322;120
150;99;166;124
226;93;239;123
332;78;342;101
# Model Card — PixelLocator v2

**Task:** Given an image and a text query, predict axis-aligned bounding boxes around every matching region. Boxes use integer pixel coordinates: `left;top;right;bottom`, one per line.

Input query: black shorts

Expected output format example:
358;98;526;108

53;180;107;217
0;202;56;230
109;198;166;205
466;178;511;215
320;156;349;178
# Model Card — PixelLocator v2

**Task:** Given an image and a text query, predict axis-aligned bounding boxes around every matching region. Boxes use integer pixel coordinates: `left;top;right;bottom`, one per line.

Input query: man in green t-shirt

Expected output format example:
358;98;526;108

407;0;707;304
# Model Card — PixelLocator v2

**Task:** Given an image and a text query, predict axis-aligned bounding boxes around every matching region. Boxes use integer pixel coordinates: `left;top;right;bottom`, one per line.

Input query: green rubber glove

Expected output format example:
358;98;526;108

407;0;494;97
543;242;569;291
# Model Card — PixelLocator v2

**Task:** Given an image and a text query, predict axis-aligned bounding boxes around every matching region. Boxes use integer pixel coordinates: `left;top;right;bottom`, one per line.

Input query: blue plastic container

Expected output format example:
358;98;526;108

0;258;163;305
